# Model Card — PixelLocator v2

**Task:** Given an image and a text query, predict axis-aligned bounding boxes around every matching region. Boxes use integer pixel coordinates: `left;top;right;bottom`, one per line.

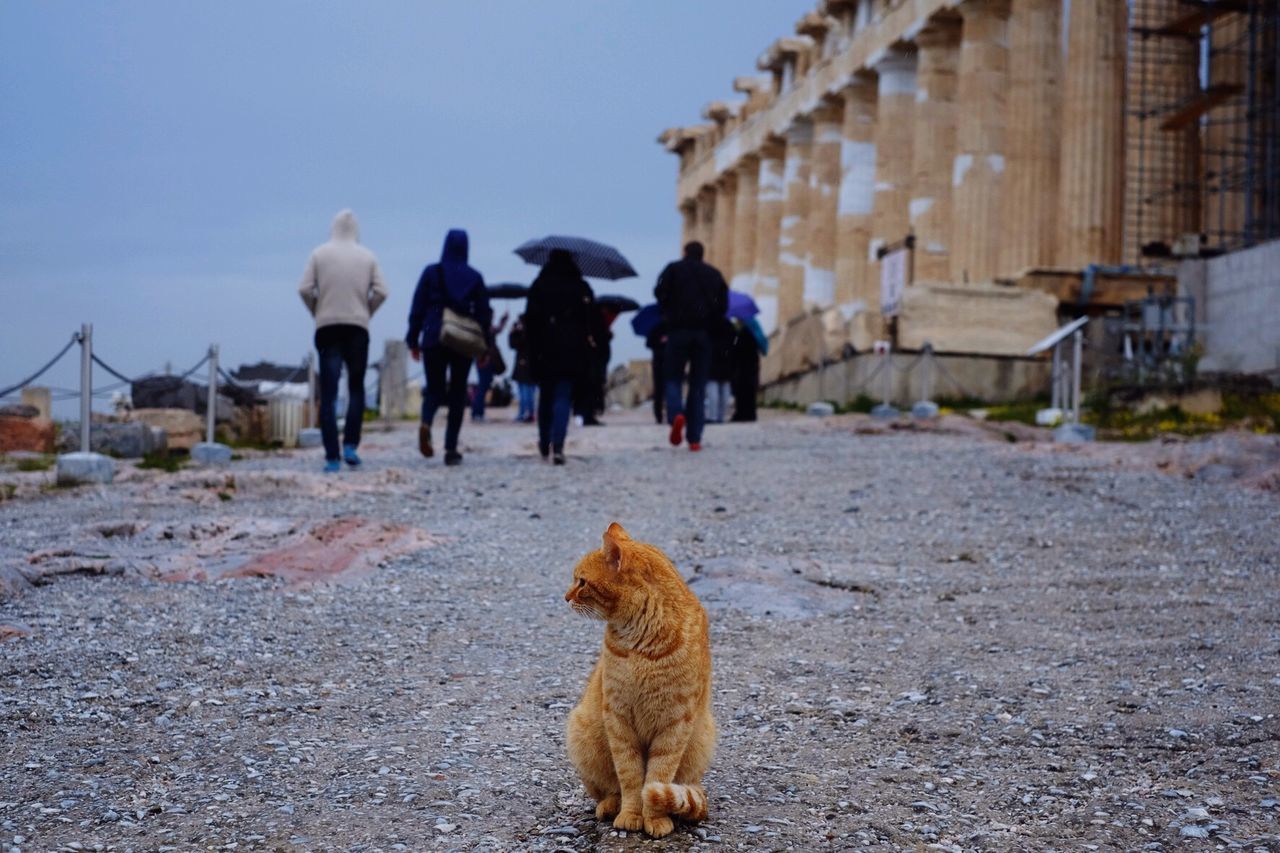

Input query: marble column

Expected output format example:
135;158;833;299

777;119;814;328
680;201;697;249
1000;0;1062;274
1203;12;1248;246
834;78;878;310
1125;0;1201;262
1057;0;1126;267
949;0;1010;285
731;155;761;295
753;139;787;334
870;51;917;263
711;174;738;274
697;187;717;254
806;100;844;309
910;19;962;283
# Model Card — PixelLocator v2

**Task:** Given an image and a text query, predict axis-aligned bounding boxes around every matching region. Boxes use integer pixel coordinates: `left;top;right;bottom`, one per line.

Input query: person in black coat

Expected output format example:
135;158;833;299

524;250;596;464
654;241;728;451
644;322;668;425
729;319;761;422
508;314;537;423
405;228;492;466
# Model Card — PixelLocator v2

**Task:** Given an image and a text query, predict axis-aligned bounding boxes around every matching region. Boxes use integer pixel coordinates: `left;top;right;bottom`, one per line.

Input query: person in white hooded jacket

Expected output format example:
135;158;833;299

298;209;388;472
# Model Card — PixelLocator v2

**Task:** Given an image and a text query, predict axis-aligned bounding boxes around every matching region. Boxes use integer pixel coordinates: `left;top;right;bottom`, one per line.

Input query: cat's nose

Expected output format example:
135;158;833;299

564;590;573;602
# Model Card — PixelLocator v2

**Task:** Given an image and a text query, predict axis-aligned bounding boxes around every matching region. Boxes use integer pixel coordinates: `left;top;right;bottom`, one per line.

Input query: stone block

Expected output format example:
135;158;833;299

0;415;55;454
871;403;900;419
56;451;115;485
20;387;52;420
1053;423;1096;443
898;283;1058;356
129;408;203;450
911;401;940;419
1035;407;1064;426
807;401;835;417
58;421;162;458
298;428;323;448
192;442;233;466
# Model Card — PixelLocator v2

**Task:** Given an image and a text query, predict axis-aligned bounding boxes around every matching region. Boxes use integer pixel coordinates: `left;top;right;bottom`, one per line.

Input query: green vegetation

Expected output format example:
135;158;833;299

138;451;186;473
14;455;54;472
1083;390;1280;441
0;482;16;502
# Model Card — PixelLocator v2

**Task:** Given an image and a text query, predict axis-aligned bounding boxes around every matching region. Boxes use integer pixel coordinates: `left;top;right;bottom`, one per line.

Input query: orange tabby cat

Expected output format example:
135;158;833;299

564;522;716;838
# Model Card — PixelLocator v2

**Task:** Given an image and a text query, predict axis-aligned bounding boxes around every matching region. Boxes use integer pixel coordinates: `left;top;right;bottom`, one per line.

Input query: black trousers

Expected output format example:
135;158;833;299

315;324;369;461
422;346;472;452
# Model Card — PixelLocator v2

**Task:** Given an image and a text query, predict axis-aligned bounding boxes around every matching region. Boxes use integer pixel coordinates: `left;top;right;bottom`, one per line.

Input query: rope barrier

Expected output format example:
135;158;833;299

0;333;80;398
930;354;975;400
92;352;210;388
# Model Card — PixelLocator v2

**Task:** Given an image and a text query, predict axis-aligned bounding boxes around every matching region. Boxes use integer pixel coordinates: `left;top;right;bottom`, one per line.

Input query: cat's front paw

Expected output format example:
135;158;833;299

595;795;620;820
613;809;644;832
644;815;675;838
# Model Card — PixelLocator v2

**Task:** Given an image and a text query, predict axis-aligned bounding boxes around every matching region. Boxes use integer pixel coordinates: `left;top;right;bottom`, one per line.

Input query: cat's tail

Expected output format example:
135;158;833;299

643;782;708;822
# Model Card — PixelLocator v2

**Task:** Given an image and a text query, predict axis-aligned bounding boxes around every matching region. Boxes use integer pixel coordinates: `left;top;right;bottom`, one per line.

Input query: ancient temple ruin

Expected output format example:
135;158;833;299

659;0;1279;398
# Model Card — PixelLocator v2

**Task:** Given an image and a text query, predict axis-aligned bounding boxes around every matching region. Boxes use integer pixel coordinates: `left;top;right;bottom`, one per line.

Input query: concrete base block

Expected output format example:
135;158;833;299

1053;423;1096;443
1036;407;1065;426
807;401;835;417
192;442;233;466
871;404;900;419
297;428;323;448
56;452;115;485
912;401;940;419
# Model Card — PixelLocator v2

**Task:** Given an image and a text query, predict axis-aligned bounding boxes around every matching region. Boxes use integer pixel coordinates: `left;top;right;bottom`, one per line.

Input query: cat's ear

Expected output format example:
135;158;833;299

602;522;630;572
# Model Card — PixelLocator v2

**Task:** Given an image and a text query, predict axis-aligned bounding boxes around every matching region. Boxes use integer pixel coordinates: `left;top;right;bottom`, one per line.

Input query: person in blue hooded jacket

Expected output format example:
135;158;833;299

406;229;493;466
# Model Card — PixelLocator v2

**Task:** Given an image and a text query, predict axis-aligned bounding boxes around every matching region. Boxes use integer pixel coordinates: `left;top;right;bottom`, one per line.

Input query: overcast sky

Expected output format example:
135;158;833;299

1;1;815;413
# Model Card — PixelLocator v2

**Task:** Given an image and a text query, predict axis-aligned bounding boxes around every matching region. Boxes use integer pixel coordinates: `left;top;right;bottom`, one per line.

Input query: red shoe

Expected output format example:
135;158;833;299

689;442;702;452
669;413;685;447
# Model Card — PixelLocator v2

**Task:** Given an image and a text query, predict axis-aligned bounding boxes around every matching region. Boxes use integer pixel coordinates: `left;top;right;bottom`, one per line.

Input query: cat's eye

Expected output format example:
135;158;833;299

576;578;586;588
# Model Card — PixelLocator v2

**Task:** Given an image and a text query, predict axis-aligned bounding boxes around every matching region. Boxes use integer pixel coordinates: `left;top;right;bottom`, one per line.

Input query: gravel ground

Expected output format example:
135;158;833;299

2;409;1278;852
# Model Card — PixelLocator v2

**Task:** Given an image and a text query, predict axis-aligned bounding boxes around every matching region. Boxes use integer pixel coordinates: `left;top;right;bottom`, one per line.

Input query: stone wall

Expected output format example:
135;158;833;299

762;350;1051;407
1181;240;1280;378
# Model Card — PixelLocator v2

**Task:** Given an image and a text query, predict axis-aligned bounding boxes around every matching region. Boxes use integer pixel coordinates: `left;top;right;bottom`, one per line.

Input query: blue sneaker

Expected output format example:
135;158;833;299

343;445;362;467
323;459;341;473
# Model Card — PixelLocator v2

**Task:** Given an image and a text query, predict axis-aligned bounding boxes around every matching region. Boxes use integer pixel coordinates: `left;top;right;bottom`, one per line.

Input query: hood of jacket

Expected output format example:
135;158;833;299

331;209;360;242
441;229;469;264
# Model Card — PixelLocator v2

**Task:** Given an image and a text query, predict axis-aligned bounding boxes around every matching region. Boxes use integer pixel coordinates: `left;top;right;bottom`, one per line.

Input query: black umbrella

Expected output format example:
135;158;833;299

595;294;641;313
486;282;530;300
513;235;638;280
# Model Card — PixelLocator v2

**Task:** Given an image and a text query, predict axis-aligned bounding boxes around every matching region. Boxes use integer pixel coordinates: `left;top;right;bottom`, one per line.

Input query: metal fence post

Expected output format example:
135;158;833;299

1050;342;1062;411
206;344;218;445
1071;329;1083;425
79;323;92;453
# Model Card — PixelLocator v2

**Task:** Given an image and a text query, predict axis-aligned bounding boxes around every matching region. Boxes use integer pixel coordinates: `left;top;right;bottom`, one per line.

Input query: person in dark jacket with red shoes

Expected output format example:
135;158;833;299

524;249;596;465
654;241;728;452
406;229;492;467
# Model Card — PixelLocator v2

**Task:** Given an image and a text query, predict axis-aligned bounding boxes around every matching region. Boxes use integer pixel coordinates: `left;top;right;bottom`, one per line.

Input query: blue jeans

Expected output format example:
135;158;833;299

422;346;471;453
472;364;495;419
664;328;711;444
537;379;574;453
315;324;368;462
517;382;537;421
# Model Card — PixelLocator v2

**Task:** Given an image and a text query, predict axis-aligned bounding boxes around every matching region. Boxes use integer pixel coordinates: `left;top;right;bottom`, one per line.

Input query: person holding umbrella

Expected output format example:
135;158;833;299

524;249;596;464
654;241;728;452
405;228;492;467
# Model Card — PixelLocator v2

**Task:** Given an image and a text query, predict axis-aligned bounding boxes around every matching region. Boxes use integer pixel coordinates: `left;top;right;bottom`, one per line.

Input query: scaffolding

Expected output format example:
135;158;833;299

1126;0;1280;262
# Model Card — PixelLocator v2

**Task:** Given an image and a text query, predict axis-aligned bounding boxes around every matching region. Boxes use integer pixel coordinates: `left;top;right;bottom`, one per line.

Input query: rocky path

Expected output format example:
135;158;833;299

2;410;1278;852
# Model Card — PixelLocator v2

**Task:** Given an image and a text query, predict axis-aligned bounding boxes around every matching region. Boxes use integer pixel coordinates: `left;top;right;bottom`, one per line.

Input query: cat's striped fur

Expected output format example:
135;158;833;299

564;523;716;838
